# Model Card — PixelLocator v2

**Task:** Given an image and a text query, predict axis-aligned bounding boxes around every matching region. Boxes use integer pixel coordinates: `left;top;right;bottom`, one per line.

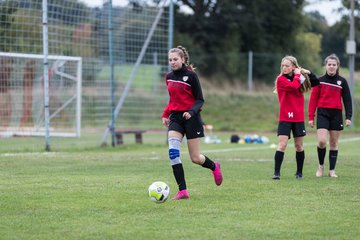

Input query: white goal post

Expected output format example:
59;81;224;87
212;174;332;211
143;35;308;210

0;52;82;137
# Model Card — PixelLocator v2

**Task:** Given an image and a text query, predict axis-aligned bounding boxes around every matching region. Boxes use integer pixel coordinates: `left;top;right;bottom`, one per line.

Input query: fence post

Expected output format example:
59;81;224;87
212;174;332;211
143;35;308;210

247;50;253;93
42;0;50;151
108;0;116;146
167;0;173;72
347;0;356;127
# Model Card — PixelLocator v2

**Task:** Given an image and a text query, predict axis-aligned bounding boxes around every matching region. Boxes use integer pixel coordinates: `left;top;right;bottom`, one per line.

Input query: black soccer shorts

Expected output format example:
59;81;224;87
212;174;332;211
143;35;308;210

277;121;306;139
316;108;344;131
168;111;204;139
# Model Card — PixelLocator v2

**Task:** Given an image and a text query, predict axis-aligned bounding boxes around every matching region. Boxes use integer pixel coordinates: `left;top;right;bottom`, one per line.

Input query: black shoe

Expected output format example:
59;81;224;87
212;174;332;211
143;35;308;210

272;172;280;180
295;172;303;180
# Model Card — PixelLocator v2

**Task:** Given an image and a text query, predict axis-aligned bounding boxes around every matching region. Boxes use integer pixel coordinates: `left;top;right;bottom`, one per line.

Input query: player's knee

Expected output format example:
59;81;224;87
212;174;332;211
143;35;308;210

295;146;303;152
168;137;181;165
329;140;338;149
189;154;201;164
318;139;327;148
277;142;287;151
169;148;180;160
294;143;303;152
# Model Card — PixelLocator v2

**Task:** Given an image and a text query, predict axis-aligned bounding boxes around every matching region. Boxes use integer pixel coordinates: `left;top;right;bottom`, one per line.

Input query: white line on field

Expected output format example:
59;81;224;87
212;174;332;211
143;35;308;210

0;152;58;157
1;137;358;158
203;137;360;153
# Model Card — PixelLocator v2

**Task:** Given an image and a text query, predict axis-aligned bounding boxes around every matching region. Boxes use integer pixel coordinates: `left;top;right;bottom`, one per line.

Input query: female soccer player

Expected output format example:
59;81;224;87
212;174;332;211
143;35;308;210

308;54;352;178
272;56;319;180
161;46;222;200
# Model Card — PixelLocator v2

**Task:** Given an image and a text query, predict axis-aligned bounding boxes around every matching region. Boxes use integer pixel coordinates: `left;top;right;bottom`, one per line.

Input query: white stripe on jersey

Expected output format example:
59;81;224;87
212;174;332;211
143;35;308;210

321;82;342;89
167;79;191;87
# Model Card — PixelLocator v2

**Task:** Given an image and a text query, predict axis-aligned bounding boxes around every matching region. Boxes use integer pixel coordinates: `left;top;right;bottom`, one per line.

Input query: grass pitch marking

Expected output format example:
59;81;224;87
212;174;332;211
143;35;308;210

203;137;360;153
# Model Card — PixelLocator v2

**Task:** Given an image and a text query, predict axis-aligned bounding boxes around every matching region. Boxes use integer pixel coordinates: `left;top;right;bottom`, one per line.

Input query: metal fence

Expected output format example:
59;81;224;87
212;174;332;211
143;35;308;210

0;0;171;151
0;0;358;151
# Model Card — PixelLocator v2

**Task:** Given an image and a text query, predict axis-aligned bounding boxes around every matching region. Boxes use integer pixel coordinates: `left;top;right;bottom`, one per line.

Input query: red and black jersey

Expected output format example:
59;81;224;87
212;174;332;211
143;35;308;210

162;65;204;118
308;73;352;121
276;73;304;122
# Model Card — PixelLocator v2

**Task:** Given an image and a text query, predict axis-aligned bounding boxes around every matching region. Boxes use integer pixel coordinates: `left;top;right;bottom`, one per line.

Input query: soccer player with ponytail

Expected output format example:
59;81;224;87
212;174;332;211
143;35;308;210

162;46;223;200
272;55;319;180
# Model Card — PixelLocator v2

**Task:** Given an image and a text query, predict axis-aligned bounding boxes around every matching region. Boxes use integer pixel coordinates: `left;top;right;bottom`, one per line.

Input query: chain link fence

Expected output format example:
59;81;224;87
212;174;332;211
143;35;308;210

0;0;170;151
0;0;358;151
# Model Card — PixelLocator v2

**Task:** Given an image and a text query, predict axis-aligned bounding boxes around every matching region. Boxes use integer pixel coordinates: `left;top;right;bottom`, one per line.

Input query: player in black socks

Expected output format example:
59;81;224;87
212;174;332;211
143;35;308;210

162;46;223;200
272;56;319;180
308;54;352;178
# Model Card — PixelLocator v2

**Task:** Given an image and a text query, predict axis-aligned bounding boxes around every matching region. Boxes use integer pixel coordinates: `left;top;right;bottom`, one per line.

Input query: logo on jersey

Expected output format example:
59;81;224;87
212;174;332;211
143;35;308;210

183;76;189;81
337;80;341;86
288;112;294;118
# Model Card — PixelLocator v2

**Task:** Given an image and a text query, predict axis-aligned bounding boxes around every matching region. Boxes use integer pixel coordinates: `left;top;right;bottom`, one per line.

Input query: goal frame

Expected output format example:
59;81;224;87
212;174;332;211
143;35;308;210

0;52;82;137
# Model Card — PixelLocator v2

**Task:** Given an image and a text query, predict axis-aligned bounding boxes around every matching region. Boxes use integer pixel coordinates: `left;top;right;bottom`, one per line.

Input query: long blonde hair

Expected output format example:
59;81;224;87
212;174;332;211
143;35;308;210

274;55;311;94
168;45;195;71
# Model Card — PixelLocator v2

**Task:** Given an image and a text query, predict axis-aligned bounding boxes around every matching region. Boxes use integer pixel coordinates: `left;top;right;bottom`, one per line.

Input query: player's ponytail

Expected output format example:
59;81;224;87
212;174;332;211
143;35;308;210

176;45;196;72
274;56;312;94
299;68;311;93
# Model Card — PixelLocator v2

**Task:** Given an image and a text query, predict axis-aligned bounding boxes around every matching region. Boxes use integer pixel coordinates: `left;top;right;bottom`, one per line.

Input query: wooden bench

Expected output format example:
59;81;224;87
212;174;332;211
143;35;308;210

114;130;146;145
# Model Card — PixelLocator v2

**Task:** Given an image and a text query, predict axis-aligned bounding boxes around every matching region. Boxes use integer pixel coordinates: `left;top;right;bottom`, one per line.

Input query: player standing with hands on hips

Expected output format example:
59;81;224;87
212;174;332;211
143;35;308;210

162;46;223;200
272;56;319;180
308;54;352;178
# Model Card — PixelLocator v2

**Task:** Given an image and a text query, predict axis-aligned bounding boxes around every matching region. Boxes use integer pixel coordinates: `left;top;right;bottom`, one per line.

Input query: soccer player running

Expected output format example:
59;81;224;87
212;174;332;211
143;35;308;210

161;46;223;200
272;56;319;180
308;54;352;178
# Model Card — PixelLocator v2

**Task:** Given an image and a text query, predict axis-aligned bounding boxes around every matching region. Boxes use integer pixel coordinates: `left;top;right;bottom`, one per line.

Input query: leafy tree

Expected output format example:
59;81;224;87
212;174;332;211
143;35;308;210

303;11;328;35
295;32;322;72
322;21;349;61
1;8;42;53
173;0;307;81
321;0;360;69
215;31;242;81
0;0;19;51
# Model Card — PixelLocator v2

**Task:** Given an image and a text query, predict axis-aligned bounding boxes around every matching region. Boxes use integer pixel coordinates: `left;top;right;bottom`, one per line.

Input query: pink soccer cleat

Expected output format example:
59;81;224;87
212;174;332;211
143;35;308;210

212;162;223;186
172;189;190;200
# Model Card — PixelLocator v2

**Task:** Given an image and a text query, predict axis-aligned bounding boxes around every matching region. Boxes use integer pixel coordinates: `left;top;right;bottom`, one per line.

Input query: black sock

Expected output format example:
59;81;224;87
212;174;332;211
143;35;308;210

274;151;284;174
296;151;305;174
329;150;338;170
201;155;215;171
317;147;326;165
172;163;186;191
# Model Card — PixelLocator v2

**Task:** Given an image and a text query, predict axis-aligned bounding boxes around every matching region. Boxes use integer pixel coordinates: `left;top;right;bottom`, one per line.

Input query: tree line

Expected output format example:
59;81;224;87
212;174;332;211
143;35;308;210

171;0;360;82
0;0;358;84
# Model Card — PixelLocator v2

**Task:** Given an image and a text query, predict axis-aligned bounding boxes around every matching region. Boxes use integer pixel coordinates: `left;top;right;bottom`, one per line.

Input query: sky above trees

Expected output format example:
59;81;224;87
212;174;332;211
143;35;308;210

81;0;343;26
304;0;342;25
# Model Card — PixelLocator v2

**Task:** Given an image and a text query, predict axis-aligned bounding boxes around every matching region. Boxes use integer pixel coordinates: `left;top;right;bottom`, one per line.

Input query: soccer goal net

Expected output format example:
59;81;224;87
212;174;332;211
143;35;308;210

0;52;82;138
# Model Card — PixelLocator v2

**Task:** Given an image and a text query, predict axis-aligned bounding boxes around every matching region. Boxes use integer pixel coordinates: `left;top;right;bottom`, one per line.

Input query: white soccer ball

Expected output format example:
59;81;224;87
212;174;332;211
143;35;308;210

148;181;170;204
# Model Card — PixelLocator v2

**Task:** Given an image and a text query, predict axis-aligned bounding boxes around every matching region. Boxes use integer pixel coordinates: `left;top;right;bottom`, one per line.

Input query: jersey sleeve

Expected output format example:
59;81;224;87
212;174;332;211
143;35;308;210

309;72;320;87
162;73;171;118
162;104;171;118
308;85;320;121
276;74;301;91
341;79;353;120
188;73;204;116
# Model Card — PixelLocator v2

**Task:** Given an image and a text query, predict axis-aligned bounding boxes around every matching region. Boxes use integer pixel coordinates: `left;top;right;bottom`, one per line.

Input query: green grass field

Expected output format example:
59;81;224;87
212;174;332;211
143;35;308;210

1;131;359;239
